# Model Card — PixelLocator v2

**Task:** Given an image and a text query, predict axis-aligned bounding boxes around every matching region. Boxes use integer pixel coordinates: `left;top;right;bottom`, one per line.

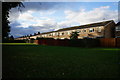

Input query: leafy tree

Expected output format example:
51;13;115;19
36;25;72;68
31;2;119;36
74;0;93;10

34;33;37;35
38;32;40;34
2;2;24;39
9;35;14;40
70;31;79;39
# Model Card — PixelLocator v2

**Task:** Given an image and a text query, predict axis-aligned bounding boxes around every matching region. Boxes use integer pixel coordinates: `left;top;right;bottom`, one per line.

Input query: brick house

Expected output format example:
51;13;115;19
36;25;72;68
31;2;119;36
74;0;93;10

115;22;120;38
16;20;116;40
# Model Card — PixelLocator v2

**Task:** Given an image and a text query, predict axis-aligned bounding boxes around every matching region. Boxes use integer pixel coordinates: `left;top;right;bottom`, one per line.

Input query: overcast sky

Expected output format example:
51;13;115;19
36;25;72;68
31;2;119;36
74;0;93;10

8;2;118;38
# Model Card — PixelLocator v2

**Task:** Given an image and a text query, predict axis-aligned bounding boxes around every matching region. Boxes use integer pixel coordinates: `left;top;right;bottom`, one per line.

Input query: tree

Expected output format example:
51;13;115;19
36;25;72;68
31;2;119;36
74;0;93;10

38;32;40;34
9;35;14;40
70;31;79;39
30;34;32;36
34;33;37;36
2;2;24;39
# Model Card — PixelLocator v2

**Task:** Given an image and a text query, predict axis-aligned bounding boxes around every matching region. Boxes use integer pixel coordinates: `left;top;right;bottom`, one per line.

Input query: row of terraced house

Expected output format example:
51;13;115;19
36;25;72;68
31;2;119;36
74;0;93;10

15;20;120;40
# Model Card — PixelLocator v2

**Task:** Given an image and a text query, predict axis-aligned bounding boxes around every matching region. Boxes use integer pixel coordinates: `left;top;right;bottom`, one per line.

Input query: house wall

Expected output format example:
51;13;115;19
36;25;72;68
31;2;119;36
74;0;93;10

115;26;120;38
30;36;37;39
77;26;104;38
104;21;115;38
44;26;105;39
115;31;120;38
30;26;106;39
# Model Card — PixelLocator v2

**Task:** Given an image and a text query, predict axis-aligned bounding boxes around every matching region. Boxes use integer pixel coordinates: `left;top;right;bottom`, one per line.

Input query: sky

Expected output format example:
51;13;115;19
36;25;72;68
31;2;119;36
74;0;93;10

8;2;118;38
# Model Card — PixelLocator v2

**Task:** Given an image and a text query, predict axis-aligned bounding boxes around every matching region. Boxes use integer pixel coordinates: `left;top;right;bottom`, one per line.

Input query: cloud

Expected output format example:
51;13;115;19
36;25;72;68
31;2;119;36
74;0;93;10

9;2;59;13
8;2;58;22
9;5;118;38
59;6;118;27
10;24;58;38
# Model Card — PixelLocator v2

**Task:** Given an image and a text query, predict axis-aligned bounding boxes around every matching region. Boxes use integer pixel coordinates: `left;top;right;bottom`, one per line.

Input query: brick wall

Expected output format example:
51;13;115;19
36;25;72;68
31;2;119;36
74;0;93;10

104;21;115;38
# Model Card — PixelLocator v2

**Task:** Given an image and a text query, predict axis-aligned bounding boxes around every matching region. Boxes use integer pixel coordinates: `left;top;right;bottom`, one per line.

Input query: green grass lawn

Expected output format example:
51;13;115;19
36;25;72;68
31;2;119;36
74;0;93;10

2;43;120;79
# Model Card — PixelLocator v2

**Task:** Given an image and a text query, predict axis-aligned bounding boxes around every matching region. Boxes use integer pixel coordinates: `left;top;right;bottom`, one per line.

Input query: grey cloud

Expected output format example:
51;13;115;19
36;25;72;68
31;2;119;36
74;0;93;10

10;2;61;13
10;21;58;38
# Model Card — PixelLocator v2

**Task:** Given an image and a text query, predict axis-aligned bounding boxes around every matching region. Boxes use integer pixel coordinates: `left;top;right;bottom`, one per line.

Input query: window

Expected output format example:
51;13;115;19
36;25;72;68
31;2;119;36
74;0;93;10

68;31;71;35
53;33;55;36
44;35;46;37
77;30;81;33
89;28;94;32
55;33;58;35
83;29;86;32
42;35;44;37
116;26;120;31
51;33;53;36
58;33;60;36
65;32;68;35
59;33;62;36
98;27;101;32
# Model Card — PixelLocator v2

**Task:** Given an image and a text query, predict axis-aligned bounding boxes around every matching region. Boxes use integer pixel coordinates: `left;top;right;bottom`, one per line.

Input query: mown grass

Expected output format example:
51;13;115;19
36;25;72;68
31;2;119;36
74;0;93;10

2;43;120;79
1;43;36;45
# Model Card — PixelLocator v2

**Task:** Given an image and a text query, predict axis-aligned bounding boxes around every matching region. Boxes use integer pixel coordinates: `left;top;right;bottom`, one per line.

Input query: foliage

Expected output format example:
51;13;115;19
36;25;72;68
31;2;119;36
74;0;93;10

9;35;14;40
70;31;79;39
2;2;24;39
30;34;32;36
38;32;40;34
34;33;37;36
36;37;41;40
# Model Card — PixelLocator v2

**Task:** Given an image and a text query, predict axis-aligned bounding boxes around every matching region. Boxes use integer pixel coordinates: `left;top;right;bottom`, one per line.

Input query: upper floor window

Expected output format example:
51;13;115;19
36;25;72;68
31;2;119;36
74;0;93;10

77;30;81;33
83;29;86;32
89;28;94;32
59;32;62;36
67;31;71;35
98;27;102;32
55;33;58;36
51;33;53;36
44;35;46;37
116;26;120;31
53;33;55;36
65;32;68;35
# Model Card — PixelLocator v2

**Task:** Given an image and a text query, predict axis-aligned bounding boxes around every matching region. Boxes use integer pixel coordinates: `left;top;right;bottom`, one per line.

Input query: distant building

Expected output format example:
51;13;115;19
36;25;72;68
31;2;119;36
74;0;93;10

15;20;116;40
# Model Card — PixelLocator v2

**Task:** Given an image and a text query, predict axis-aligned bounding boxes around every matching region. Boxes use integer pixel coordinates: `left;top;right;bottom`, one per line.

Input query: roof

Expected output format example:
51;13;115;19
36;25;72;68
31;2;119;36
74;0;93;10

116;21;120;26
57;20;114;32
38;20;114;35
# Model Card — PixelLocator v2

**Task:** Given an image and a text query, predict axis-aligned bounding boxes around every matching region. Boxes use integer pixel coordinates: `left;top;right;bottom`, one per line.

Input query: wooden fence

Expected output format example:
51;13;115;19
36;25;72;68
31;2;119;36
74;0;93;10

100;38;120;47
33;38;120;48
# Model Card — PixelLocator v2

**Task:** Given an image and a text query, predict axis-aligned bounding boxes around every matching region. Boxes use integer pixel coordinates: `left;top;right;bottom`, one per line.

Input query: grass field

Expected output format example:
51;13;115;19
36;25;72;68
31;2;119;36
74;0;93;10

2;43;120;79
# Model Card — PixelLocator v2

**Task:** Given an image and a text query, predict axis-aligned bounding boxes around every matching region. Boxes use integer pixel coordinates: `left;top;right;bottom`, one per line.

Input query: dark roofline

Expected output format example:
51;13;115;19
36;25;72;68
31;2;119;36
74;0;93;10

116;21;120;26
57;20;114;32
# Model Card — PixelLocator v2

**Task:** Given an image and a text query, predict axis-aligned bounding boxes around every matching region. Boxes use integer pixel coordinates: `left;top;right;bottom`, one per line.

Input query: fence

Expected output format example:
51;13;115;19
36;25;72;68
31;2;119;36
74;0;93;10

33;38;120;48
100;38;116;47
33;39;99;47
116;38;120;47
99;38;120;47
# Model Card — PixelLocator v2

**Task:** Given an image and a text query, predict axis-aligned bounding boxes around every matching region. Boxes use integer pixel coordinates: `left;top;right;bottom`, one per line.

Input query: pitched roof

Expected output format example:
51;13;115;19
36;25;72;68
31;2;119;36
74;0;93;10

116;21;120;26
57;20;114;32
